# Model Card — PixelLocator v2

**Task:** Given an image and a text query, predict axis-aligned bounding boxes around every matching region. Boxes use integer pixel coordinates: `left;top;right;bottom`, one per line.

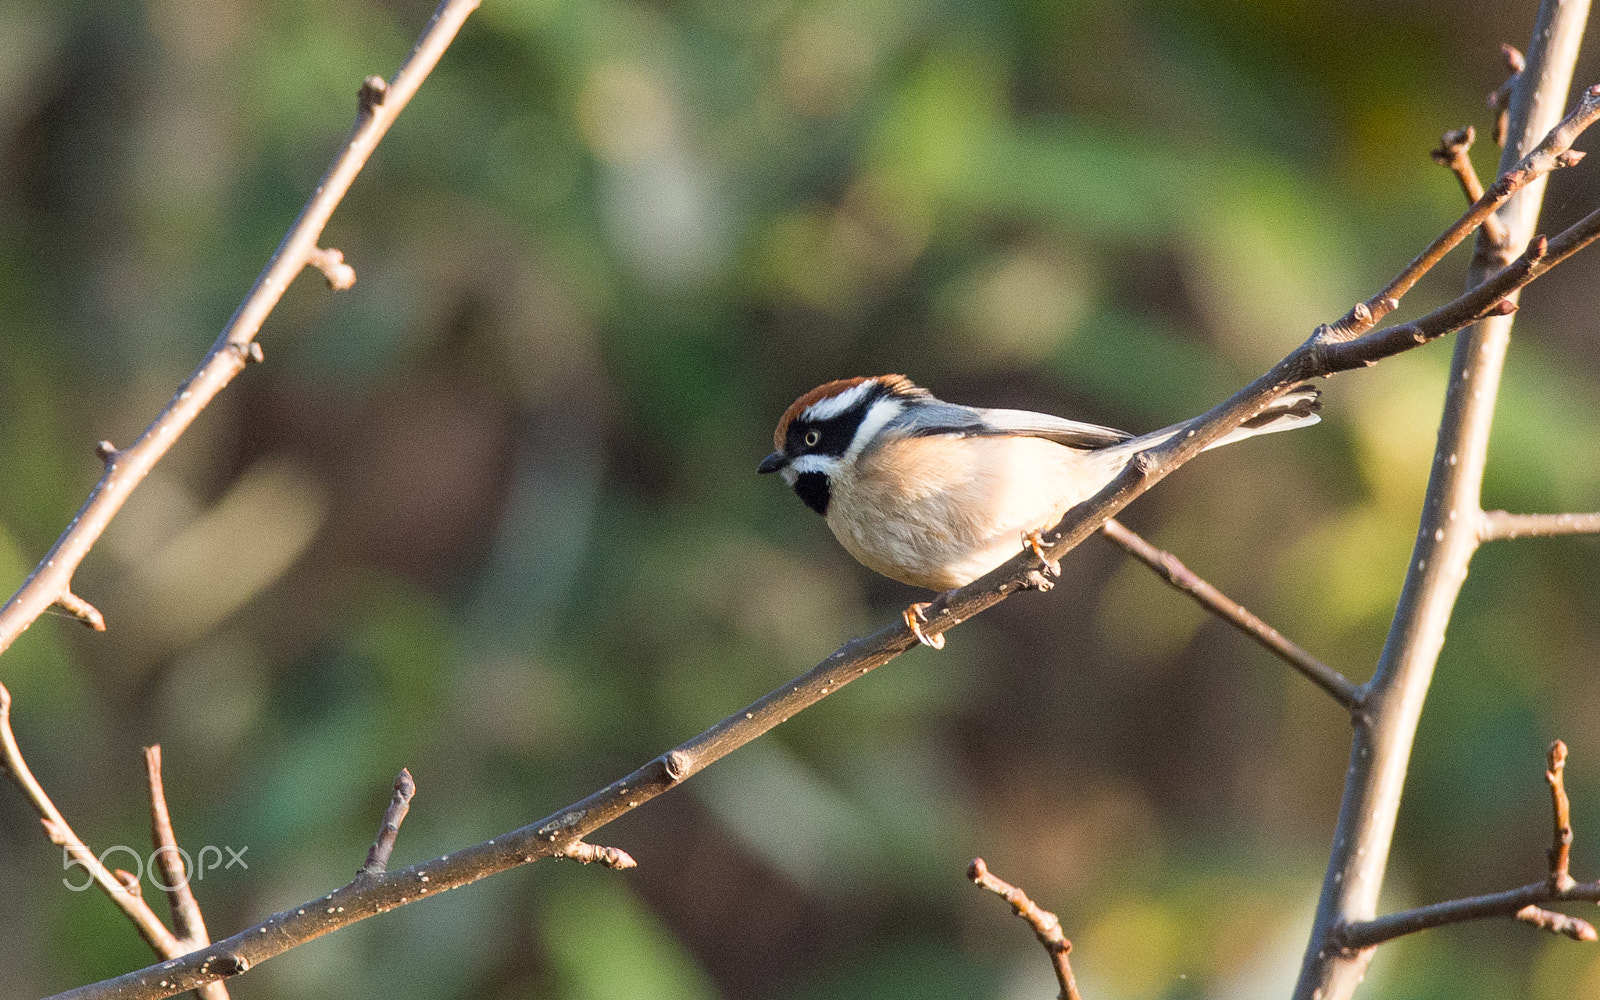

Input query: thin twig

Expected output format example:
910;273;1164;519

1480;510;1600;541
1295;7;1591;996
0;684;181;956
1491;44;1529;147
145;747;211;946
1548;740;1575;890
1099;519;1361;709
146;747;230;1000
968;859;1082;1000
1433;126;1511;248
360;769;416;876
1337;882;1600;948
0;0;481;656
46;72;1600;1000
1319;76;1595;342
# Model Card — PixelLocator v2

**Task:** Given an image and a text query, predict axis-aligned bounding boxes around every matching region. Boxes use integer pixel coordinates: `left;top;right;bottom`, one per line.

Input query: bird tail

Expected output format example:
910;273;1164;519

1205;383;1321;450
1112;384;1321;462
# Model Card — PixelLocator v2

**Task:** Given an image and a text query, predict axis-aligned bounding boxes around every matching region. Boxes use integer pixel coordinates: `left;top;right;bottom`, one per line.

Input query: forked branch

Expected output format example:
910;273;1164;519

47;70;1600;1000
1;685;182;958
1337;741;1600;949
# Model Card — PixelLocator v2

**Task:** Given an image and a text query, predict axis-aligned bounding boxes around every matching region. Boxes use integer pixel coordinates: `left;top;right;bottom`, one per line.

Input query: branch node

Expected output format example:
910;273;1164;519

113;869;141;897
360;768;415;876
664;750;692;781
307;246;357;290
560;841;638;869
94;440;118;464
56;590;105;631
358;75;389;116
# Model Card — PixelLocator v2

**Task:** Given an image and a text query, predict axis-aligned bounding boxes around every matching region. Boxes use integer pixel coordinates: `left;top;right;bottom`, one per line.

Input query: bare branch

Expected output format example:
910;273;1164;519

1321;78;1598;342
1336;741;1598;949
1099;519;1361;709
0;0;482;657
968;859;1082;1000
31;20;1600;1000
0;684;181;956
1336;882;1600;949
1480;510;1600;541
1295;5;1593;996
359;769;416;876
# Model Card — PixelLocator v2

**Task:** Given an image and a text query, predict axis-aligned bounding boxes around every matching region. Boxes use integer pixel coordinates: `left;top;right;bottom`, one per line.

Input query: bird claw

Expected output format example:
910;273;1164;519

1022;530;1060;589
903;602;945;649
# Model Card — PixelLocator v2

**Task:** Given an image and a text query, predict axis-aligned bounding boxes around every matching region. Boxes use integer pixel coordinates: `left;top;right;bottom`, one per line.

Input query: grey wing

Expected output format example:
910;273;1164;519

973;407;1134;450
889;399;1133;450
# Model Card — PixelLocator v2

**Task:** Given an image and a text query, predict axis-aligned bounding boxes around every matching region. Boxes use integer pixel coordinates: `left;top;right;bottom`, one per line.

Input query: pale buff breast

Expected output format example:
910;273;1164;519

825;434;1115;590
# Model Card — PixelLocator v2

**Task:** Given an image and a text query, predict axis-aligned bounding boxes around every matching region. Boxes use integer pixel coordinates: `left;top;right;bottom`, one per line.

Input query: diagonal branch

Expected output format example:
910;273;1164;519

1099;519;1361;709
968;858;1083;1000
0;0;482;656
1479;510;1600;541
43;62;1600;1000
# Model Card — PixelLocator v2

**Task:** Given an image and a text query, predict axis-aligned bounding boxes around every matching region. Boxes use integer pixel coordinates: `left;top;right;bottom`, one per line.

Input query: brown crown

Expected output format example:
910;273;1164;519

771;375;927;451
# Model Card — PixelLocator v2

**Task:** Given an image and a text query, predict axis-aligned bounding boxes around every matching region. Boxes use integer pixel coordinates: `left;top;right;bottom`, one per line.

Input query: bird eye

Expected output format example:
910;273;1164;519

803;429;821;447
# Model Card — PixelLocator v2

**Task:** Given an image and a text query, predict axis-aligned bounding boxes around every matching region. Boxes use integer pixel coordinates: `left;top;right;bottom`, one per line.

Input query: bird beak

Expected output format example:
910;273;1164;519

757;452;787;474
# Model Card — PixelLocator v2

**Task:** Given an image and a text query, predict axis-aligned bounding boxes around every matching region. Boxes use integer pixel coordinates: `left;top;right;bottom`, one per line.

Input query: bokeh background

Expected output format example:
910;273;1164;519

3;0;1600;997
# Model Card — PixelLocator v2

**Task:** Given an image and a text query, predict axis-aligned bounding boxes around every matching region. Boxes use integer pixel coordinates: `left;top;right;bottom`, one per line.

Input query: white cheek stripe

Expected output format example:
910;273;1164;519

845;398;903;461
803;381;875;421
788;454;838;476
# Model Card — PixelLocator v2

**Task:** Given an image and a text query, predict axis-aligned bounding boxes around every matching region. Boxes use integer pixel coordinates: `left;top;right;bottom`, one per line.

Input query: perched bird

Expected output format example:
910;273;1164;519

758;375;1319;647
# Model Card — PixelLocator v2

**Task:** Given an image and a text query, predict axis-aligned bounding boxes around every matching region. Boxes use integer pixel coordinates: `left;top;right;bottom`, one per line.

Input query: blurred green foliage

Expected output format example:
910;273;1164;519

2;0;1600;997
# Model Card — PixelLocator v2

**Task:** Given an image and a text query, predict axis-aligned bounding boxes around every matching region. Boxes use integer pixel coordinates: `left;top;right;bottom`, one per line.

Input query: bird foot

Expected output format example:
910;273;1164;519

1022;530;1061;590
903;602;945;649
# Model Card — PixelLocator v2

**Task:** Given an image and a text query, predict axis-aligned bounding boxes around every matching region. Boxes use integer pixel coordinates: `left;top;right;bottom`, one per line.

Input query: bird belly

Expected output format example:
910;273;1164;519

826;436;1109;590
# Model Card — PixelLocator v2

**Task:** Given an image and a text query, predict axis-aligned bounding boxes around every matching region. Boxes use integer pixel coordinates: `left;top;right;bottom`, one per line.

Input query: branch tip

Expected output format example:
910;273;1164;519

1516;904;1596;941
360;768;416;876
1502;43;1527;75
94;440;117;463
967;857;1081;1000
358;75;389;116
561;841;637;869
56;591;105;631
113;869;141;897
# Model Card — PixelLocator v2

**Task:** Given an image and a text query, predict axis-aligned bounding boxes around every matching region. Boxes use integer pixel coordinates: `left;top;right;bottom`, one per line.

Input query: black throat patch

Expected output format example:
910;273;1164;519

794;471;831;516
